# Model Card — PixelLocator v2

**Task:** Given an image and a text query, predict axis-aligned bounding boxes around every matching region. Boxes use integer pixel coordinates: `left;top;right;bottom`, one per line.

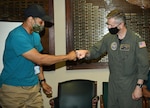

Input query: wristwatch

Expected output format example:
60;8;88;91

40;78;46;83
136;83;143;88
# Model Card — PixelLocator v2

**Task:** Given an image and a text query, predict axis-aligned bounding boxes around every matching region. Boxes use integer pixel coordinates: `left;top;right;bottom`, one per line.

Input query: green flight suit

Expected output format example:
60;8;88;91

88;29;149;108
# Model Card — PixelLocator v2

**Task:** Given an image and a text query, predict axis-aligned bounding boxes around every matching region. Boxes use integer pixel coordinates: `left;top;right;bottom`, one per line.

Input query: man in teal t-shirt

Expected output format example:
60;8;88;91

0;25;43;87
0;4;76;108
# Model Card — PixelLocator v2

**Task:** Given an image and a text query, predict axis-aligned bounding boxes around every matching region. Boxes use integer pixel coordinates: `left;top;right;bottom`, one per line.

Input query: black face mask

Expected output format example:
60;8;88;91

108;27;119;34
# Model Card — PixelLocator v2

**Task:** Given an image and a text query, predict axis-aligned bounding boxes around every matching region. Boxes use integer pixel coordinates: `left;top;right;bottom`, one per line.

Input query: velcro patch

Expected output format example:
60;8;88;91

139;41;146;48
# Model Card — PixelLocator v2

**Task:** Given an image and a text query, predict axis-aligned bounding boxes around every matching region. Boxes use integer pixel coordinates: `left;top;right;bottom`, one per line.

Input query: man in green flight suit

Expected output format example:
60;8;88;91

76;9;149;108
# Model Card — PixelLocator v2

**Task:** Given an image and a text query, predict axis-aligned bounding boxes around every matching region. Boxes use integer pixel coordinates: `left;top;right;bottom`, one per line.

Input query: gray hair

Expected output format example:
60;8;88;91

106;9;126;25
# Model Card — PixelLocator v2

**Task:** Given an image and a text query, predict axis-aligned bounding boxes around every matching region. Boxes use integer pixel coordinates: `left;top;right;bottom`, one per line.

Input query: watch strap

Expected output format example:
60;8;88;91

40;78;46;83
136;83;143;88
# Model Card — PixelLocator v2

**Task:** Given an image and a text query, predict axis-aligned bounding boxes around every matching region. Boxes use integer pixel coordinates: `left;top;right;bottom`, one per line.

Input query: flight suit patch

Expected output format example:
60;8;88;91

111;42;117;50
139;41;146;48
120;44;130;51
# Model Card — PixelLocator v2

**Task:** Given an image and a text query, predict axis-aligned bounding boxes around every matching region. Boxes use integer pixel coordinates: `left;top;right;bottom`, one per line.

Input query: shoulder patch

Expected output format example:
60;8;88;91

139;41;146;48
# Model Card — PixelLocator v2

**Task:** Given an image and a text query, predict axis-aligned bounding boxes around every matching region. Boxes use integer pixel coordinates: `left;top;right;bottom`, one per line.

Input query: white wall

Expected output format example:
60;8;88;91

0;0;109;108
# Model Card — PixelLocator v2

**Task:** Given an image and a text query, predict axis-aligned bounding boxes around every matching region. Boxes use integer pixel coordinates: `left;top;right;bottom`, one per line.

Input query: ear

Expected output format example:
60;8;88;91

28;16;34;20
27;16;35;24
118;22;124;29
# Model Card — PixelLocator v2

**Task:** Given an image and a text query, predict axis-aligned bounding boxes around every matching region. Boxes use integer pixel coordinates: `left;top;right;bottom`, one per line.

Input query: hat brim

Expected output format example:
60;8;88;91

45;21;54;27
41;15;53;23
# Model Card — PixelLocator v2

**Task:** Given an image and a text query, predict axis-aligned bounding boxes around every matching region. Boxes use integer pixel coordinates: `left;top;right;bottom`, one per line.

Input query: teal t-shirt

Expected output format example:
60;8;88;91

0;25;43;87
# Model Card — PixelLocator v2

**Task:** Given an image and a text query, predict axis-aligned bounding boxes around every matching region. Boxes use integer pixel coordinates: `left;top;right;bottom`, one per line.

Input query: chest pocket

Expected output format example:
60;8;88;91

119;44;131;61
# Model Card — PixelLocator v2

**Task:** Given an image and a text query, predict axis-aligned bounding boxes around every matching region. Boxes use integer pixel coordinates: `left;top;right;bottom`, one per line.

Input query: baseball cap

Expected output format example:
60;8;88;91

24;4;52;23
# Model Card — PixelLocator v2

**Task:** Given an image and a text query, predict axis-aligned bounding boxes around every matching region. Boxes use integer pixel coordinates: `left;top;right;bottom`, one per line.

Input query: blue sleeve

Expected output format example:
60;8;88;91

11;31;43;56
11;33;33;56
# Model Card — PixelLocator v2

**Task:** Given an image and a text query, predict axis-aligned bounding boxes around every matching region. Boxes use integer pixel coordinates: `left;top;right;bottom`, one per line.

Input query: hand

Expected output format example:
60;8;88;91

41;82;52;98
67;51;77;61
132;86;142;100
75;50;89;59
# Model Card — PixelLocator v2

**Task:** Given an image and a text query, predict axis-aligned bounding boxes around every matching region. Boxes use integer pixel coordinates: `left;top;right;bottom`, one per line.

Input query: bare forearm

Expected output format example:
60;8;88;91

38;54;69;65
38;66;44;80
23;49;76;66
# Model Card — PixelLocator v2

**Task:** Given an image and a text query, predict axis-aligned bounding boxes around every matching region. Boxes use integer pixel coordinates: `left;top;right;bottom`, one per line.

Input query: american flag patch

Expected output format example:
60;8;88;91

139;41;146;48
